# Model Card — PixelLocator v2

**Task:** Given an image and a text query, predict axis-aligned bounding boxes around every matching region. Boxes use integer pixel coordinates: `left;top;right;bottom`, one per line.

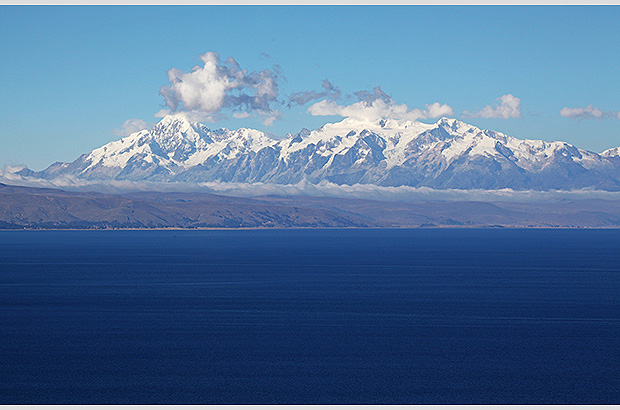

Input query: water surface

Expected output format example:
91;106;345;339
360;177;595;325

1;229;619;404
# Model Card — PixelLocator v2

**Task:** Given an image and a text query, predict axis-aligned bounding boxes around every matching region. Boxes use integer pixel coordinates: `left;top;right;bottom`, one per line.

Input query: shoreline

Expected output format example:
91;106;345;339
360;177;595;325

2;225;620;231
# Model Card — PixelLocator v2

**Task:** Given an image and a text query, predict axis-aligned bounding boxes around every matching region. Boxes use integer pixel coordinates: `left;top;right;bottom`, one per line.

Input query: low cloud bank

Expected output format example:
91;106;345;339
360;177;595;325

3;169;620;204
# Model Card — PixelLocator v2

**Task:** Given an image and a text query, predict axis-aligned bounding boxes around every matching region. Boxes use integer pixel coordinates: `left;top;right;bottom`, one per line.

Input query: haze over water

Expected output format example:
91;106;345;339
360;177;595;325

1;229;619;404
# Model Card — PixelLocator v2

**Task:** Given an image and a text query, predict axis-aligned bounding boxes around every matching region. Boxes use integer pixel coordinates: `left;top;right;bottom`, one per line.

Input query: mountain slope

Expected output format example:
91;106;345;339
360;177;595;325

0;183;368;228
20;115;620;191
4;183;620;229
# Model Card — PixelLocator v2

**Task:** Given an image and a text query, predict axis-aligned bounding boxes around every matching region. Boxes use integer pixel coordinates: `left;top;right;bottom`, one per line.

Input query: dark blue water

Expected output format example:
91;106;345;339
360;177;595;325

1;229;619;404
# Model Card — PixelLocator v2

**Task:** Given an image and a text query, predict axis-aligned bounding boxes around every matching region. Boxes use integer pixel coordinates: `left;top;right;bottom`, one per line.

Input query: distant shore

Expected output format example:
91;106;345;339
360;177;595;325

3;182;620;230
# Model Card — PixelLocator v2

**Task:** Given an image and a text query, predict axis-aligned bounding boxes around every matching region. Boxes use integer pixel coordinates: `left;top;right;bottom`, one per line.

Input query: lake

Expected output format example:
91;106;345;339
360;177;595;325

1;229;619;404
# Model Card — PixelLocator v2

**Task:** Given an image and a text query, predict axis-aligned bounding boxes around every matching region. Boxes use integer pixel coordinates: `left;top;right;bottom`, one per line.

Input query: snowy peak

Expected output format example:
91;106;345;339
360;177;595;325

435;117;483;137
602;147;620;158
83;115;279;171
151;115;274;146
151;115;212;148
153;113;195;130
27;116;620;191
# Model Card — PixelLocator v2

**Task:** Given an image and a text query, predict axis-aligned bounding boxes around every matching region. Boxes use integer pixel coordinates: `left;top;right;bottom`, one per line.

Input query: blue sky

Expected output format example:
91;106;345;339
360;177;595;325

1;5;619;170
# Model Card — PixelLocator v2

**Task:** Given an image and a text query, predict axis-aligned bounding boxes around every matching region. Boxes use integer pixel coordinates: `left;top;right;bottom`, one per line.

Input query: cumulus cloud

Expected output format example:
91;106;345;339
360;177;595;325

159;51;281;123
156;53;458;125
288;79;341;107
425;102;457;118
463;94;522;119
559;105;620;120
113;118;150;137
307;86;454;122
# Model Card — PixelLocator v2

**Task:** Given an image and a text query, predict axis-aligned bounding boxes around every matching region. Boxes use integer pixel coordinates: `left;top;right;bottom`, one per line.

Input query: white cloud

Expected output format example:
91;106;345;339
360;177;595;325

463;94;522;119
5;170;620;204
307;100;341;116
560;105;611;120
154;108;221;123
425;102;456;118
233;112;251;119
262;111;282;126
157;56;458;125
307;86;454;122
308;99;454;122
159;51;281;123
113;118;150;137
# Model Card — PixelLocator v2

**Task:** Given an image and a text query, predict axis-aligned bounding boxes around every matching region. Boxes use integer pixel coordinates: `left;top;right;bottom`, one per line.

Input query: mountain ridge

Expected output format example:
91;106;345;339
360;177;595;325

17;115;620;191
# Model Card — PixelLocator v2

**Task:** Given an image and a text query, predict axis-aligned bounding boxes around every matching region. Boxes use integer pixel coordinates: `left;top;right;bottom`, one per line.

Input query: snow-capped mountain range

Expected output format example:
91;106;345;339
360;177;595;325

18;114;620;191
